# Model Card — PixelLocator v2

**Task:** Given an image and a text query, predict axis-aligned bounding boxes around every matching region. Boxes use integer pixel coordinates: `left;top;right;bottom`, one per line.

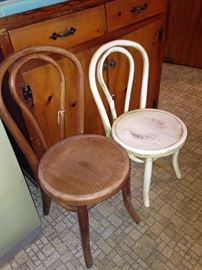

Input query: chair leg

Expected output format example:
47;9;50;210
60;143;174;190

122;177;141;224
172;150;182;179
41;188;51;216
143;158;153;207
77;206;93;268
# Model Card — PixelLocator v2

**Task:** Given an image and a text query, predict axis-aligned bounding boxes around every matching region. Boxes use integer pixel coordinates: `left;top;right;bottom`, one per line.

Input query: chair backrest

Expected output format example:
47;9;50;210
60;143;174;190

0;46;84;178
89;39;149;137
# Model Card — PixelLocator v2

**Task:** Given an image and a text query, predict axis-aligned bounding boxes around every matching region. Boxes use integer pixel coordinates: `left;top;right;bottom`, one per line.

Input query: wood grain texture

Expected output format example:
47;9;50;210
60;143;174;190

0;29;14;59
164;0;202;67
9;6;106;51
77;46;110;134
0;0;110;30
106;0;167;31
38;135;130;205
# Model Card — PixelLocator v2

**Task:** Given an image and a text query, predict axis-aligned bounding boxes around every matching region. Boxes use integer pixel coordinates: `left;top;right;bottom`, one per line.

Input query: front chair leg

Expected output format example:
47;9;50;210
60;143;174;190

77;206;93;268
40;188;51;216
172;149;182;179
143;158;153;207
122;177;141;224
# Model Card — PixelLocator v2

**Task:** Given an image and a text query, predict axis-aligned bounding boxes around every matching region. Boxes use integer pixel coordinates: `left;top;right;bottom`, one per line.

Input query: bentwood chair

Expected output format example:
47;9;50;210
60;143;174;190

0;46;140;268
89;39;187;207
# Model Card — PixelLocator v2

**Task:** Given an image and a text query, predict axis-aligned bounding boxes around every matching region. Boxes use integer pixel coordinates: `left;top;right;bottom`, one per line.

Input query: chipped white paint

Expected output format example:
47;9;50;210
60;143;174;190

89;40;187;207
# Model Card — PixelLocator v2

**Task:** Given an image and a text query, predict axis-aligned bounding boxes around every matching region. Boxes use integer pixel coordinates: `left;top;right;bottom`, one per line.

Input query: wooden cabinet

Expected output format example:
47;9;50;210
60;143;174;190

0;0;167;174
164;0;202;68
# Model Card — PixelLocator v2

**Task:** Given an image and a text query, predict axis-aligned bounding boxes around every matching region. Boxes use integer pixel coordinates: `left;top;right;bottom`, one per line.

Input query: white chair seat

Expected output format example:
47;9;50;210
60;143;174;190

112;109;187;157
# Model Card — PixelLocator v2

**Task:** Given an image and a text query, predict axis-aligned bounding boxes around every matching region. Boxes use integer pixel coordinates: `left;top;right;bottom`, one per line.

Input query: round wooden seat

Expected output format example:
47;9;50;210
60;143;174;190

38;135;130;206
112;109;187;157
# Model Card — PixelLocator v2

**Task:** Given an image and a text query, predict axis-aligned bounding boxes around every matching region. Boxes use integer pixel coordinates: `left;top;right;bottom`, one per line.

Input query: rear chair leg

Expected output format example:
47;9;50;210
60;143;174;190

172;149;182;179
122;177;141;224
41;188;51;216
143;158;153;207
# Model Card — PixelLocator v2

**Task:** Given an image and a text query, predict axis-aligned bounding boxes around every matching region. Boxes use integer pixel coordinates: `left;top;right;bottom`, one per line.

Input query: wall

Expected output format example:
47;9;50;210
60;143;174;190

0;120;41;265
0;0;68;17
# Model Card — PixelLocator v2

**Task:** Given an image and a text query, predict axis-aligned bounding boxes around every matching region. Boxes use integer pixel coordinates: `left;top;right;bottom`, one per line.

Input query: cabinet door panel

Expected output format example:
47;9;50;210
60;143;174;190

164;0;202;67
22;63;61;150
77;48;108;135
19;58;80;157
107;20;162;116
19;48;107;155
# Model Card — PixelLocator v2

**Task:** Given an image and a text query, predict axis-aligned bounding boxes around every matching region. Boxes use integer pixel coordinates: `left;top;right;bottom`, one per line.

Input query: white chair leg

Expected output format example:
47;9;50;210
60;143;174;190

172;150;182;179
143;158;153;207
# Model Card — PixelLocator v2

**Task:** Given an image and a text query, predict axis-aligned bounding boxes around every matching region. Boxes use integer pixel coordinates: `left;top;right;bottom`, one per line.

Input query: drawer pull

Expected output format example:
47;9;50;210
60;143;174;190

50;27;77;40
131;3;148;15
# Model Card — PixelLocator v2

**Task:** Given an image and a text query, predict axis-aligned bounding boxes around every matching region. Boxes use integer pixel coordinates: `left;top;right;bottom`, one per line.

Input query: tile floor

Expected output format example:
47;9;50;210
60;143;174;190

2;63;202;270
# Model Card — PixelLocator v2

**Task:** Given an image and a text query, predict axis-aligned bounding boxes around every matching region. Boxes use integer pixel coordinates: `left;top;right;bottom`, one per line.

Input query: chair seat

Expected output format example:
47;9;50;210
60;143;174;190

112;109;187;157
38;135;130;206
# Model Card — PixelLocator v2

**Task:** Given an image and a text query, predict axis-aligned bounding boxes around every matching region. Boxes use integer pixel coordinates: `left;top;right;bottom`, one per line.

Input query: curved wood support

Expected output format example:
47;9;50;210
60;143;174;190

122;178;141;224
77;206;93;268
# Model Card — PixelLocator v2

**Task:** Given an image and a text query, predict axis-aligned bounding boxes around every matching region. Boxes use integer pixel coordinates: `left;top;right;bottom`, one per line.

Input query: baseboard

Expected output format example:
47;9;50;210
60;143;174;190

0;225;42;267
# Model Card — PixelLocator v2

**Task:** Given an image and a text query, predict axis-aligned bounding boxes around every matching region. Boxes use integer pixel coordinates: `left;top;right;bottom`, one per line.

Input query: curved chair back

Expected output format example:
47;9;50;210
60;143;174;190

0;46;84;177
89;39;149;137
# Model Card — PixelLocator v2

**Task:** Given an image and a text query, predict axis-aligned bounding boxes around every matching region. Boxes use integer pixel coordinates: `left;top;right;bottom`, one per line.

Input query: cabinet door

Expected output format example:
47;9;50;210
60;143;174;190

76;48;108;135
15;47;107;157
18;58;80;157
107;20;162;116
164;0;202;68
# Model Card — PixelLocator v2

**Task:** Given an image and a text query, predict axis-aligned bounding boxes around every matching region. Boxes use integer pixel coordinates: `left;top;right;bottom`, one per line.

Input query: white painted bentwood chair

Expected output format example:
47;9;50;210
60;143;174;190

89;40;187;207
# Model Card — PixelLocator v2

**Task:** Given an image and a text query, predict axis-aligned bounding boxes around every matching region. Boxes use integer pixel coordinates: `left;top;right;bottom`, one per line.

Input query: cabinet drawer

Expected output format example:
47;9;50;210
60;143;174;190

9;6;106;51
106;0;167;31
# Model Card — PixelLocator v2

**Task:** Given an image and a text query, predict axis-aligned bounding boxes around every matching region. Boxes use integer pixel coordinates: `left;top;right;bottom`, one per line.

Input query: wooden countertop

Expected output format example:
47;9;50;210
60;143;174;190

0;0;113;30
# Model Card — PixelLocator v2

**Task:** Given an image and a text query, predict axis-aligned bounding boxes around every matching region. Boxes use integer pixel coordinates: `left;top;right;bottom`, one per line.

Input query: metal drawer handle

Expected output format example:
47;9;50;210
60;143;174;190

131;3;148;15
50;27;77;40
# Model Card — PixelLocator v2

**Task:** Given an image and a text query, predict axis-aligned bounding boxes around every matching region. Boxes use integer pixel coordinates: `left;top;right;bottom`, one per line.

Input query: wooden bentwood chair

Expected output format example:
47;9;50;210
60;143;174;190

0;46;141;268
89;40;187;207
